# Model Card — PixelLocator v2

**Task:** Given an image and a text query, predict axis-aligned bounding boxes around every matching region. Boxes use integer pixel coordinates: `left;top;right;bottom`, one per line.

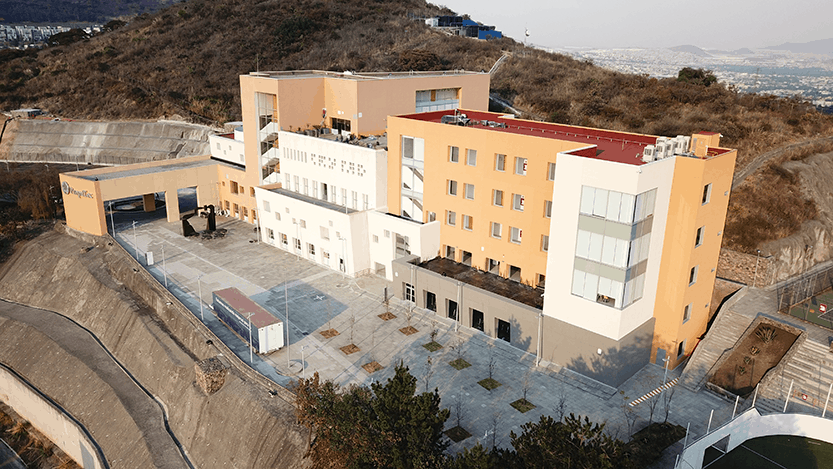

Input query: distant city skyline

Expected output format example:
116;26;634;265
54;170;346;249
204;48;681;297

436;0;832;50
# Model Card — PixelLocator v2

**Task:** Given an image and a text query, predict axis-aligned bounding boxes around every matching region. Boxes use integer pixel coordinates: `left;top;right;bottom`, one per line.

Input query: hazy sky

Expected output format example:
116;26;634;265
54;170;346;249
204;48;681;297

436;0;832;50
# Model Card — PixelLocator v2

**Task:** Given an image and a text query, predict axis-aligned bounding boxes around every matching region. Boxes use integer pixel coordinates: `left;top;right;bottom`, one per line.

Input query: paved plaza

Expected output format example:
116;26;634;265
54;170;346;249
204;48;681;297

110;202;737;463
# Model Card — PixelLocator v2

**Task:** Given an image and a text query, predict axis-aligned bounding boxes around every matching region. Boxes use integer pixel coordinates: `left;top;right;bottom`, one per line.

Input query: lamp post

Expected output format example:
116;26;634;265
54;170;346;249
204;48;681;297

197;274;204;321
132;220;138;260
285;272;290;370
663;356;670;386
161;243;168;288
247;312;254;364
108;201;115;237
753;249;761;287
338;235;347;278
301;345;307;380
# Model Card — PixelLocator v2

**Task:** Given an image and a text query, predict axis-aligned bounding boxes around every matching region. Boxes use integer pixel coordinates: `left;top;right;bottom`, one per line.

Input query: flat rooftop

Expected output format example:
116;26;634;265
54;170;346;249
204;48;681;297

213;287;281;328
418;257;544;310
400;110;664;166
284;129;387;149
75;158;237;181
268;187;358;214
247;69;485;81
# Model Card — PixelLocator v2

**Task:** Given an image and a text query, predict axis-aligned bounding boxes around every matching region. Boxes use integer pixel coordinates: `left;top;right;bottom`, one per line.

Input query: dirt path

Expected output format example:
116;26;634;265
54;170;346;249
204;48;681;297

732;135;833;190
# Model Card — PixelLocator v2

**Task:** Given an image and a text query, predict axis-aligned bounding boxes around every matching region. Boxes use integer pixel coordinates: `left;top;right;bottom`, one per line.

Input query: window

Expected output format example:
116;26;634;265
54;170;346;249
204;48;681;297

683;303;692;323
293;176;299;192
267;228;274;241
547;162;556;181
262;200;271;212
373;235;379;243
447;299;458;321
541;235;549;252
322;251;330;265
702;183;712;204
320;226;330;240
250;187;255;197
352;191;358;209
463;214;473;231
491;222;502;239
331;117;351;133
280;233;288;246
515;157;527;175
677;340;686;358
427;211;436;222
233;203;239;215
493;189;504;207
512;193;525;211
294;238;302;251
275;212;281;221
402;137;414;159
446;210;456;226
404;283;415;302
230;181;239;193
695;226;704;247
384;230;390;238
466;149;477;166
510;226;522;244
495;153;506;171
449;146;459;163
464;183;475;200
445;245;456;259
536;274;546;288
447;180;458;196
341;188;347;206
363;194;369;210
426;291;437;311
487;258;500;274
300;219;307;228
472;309;484;331
544;200;552;218
308;243;316;255
689;266;698;285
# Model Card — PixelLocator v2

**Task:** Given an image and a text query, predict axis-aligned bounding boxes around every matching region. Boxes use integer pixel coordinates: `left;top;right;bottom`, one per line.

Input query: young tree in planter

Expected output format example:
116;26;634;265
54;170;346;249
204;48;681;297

487;342;497;380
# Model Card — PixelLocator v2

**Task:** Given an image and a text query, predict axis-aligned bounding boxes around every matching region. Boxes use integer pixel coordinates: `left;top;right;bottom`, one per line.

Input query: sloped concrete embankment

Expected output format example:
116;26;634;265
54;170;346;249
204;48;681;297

0;119;213;165
0;226;309;469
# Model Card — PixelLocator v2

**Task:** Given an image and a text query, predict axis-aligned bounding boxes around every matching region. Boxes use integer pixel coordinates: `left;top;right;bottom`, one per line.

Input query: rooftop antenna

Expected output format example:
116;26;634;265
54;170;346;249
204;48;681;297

524;27;530;57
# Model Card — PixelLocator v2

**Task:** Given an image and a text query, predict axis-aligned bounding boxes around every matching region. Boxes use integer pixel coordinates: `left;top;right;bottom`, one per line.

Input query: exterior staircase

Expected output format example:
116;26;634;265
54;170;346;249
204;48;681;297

755;337;833;416
679;308;755;392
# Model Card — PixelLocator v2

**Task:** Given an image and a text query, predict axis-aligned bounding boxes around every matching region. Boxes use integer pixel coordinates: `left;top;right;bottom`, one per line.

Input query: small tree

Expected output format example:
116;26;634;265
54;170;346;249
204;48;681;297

422;356;434;393
489;412;501;449
453;386;465;429
646;393;660;424
349;312;356;344
521;370;533;404
662;385;676;423
554;379;568;421
487;342;497;381
620;391;638;438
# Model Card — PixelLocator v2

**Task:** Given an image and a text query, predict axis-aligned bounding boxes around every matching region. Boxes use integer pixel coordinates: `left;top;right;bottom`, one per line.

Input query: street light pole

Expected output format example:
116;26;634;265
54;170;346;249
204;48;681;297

162;243;168;288
197;274;204;321
108;202;115;237
753;249;761;288
301;345;307;380
285;274;290;370
663;356;670;386
247;313;254;364
132;220;138;260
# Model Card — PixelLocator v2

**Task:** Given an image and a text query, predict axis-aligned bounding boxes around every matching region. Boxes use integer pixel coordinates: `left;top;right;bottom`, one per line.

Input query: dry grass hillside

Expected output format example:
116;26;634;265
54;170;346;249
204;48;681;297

2;0;833;255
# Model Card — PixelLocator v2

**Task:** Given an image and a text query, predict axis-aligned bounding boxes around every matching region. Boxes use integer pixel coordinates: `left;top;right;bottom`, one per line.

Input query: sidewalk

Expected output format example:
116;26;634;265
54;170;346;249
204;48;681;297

111;210;735;461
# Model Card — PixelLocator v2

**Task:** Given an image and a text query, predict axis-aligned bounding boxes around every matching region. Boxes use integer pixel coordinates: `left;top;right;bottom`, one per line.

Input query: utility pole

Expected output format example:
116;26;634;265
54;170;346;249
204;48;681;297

109;201;115;237
162;243;167;288
247;312;254;364
197;274;204;321
132;220;138;260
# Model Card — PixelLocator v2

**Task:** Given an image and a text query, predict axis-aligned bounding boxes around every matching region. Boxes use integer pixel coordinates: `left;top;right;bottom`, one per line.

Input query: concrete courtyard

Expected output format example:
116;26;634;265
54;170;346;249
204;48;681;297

110;201;736;463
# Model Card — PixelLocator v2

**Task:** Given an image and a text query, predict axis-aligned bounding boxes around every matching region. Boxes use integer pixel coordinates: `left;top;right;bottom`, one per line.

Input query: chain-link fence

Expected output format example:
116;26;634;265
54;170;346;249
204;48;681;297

776;264;833;314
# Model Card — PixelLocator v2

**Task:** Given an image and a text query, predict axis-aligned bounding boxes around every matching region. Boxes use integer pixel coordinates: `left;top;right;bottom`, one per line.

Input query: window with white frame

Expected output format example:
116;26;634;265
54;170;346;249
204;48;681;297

404;283;415;302
464;183;475;200
449;146;459;163
300;219;306;228
491;222;502;239
515;157;527;175
275;212;281;221
463;214;473;231
495;153;506;171
493;189;503;207
689;266;698;285
547;162;556;181
702;183;712;204
446;210;457;226
448;180;458;196
512;193;525;211
320;226;330;240
363;194;369;210
341;188;347;206
262;200;271;212
308;243;315;255
544;200;552;218
427;211;436;222
351;191;358;209
541;235;549;252
280;233;288;246
510;226;522;244
384;230;390;238
373;235;379;243
695;226;704;247
466;149;477;166
683;303;692;323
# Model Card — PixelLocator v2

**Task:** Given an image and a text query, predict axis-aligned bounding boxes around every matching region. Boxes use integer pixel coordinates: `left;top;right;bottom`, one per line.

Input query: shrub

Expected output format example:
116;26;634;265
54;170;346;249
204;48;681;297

756;326;777;344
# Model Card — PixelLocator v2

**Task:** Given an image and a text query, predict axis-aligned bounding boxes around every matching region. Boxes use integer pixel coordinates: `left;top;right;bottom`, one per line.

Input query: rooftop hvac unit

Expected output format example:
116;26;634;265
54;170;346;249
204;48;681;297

642;145;656;162
654;142;666;159
674;135;686;155
683;136;691;153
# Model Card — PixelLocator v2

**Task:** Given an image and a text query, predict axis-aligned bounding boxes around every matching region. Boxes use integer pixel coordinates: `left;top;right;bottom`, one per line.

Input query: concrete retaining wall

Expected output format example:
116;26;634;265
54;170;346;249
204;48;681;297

0;120;213;165
0;226;309;468
0;364;106;469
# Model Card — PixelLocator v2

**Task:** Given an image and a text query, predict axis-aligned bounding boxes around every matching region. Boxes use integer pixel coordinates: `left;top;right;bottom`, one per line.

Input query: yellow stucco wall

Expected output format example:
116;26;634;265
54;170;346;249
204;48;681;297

652;148;737;368
61;174;106;236
387;115;587;285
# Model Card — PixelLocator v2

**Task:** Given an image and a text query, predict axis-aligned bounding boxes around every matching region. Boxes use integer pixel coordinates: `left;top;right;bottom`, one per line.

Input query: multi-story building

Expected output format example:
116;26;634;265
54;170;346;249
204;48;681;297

386;109;736;385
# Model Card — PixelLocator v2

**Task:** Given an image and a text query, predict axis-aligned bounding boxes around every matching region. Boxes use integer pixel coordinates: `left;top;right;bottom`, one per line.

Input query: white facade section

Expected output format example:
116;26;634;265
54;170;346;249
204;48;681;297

278;131;387;210
367;211;440;281
257;322;285;354
256;186;370;276
209;129;246;166
543;150;676;340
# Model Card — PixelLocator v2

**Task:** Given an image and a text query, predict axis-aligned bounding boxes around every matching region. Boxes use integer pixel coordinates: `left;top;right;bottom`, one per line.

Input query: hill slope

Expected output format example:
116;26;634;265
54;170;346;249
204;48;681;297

1;0;833;256
0;0;178;23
